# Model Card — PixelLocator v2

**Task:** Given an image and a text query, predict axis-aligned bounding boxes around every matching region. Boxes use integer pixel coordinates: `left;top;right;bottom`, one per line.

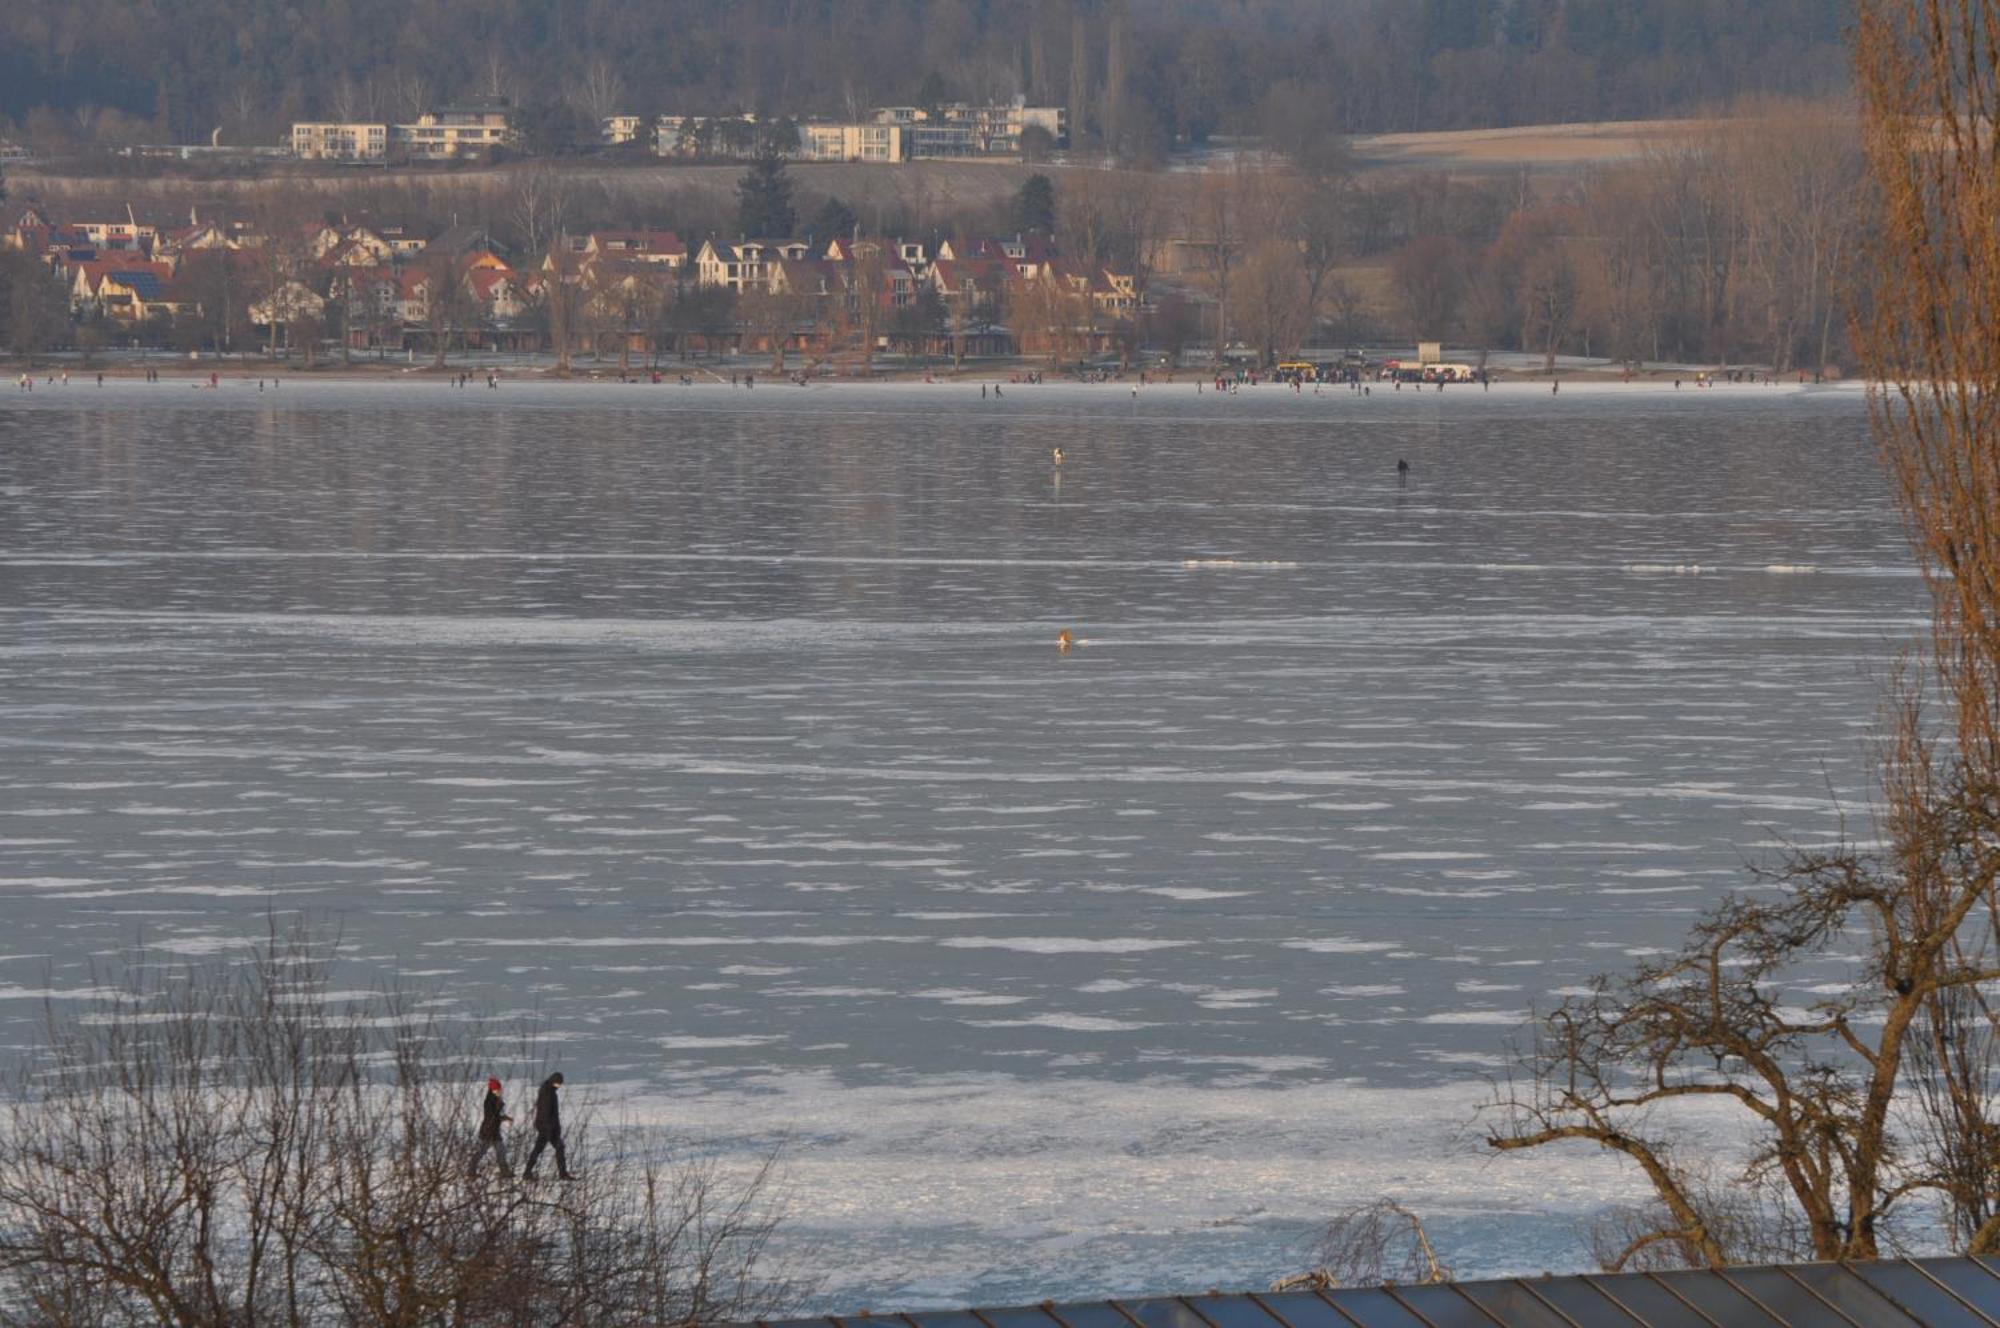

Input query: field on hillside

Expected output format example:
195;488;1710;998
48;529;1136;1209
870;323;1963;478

8;116;1754;217
1348;117;1735;174
8;158;1040;225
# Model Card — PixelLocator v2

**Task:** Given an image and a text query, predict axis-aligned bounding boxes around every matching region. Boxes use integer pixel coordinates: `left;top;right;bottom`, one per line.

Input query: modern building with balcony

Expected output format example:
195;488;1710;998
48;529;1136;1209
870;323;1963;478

291;122;389;161
797;122;905;163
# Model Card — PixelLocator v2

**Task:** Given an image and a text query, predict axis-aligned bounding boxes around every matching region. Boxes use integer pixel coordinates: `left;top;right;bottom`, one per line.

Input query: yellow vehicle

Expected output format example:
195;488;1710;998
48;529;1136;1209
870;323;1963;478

1275;360;1317;380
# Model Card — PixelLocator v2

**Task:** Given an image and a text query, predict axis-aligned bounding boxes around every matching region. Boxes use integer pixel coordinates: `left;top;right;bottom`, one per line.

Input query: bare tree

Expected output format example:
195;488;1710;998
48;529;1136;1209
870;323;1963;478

1276;1201;1450;1291
742;288;808;372
1389;235;1466;343
1230;238;1309;367
0;922;803;1326
1857;0;2000;1250
1292;177;1351;347
1486;12;2000;1265
508;162;571;260
573;58;627;128
420;248;474;368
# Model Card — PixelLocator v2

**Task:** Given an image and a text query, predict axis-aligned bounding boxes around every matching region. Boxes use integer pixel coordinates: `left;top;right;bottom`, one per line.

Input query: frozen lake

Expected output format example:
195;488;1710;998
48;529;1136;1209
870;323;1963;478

0;377;1919;1305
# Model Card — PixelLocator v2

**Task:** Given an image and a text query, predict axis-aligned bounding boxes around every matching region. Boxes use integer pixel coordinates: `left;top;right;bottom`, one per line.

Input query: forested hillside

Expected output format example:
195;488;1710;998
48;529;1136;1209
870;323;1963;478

0;0;1854;156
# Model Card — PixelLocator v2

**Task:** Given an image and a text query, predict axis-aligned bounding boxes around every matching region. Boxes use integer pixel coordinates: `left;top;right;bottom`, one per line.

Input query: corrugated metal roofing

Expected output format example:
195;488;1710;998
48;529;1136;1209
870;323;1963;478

749;1258;2000;1328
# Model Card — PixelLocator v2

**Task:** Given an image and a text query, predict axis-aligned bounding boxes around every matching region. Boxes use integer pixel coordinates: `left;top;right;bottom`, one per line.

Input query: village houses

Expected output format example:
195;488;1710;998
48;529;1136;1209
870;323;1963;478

7;196;1150;365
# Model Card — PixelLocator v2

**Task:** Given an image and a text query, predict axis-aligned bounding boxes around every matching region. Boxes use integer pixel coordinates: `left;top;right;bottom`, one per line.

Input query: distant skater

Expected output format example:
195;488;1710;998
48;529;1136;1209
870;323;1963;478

982;384;988;399
1057;628;1073;654
1051;447;1063;466
523;1072;573;1181
1396;458;1410;486
469;1076;513;1179
1552;379;1560;395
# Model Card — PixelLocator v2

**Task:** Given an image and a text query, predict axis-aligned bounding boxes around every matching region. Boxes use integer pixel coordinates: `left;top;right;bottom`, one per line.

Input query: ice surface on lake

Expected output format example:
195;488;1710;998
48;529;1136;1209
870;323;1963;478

0;379;1916;1306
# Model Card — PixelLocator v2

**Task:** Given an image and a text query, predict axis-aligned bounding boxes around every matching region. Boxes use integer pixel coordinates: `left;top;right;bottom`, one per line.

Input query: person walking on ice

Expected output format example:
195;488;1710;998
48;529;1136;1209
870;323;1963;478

524;1071;574;1181
469;1076;513;1178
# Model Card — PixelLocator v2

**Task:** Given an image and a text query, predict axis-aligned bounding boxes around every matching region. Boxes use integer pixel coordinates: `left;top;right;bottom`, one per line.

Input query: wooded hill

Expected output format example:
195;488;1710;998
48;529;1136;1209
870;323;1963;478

1;0;1854;159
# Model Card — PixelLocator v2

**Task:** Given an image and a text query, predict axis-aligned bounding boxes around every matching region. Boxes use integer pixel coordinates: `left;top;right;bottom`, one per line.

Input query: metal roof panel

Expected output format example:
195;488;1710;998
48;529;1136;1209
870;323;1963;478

1585;1272;1721;1327
1316;1287;1431;1328
1382;1283;1505;1327
1846;1261;1999;1328
1771;1264;1925;1328
1118;1299;1216;1328
1913;1261;2000;1323
1252;1291;1364;1328
1498;1276;1646;1327
1650;1269;1788;1327
1450;1280;1597;1328
753;1257;2000;1328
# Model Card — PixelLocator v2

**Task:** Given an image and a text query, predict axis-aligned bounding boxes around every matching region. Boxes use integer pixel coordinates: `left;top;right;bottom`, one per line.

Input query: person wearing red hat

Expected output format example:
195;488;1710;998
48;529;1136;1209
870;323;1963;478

470;1076;513;1179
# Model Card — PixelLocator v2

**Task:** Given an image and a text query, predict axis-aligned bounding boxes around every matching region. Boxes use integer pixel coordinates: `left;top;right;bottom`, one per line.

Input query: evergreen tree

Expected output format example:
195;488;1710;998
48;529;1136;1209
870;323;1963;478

736;148;797;238
807;195;858;241
1013;174;1056;236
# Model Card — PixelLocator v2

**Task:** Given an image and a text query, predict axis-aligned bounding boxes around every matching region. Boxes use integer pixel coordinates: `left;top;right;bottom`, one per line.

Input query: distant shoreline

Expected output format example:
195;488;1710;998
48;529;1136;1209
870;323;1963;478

4;362;1864;393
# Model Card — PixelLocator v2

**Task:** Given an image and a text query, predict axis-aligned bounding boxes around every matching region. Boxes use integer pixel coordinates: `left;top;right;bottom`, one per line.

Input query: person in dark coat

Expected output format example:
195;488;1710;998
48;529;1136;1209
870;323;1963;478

470;1077;513;1178
523;1071;574;1180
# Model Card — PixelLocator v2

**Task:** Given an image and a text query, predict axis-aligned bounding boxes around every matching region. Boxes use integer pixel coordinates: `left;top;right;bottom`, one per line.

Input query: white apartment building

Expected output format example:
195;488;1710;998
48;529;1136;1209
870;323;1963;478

291;104;514;161
395;104;515;159
291;122;389;161
873;98;1066;157
797;122;904;163
601;115;644;146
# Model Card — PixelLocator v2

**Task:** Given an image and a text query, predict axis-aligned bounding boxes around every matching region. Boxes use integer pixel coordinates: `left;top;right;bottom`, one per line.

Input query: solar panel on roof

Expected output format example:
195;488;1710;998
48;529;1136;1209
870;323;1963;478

1496;1275;1646;1327
905;1312;990;1328
974;1308;1065;1328
1846;1260;1999;1327
1585;1272;1719;1326
1041;1304;1134;1328
1764;1264;1924;1327
1718;1266;1875;1327
1914;1260;2000;1322
1252;1290;1359;1328
1184;1294;1285;1328
1652;1268;1791;1326
1381;1283;1502;1327
751;1258;2000;1328
1116;1298;1212;1328
1315;1287;1428;1328
1451;1280;1593;1328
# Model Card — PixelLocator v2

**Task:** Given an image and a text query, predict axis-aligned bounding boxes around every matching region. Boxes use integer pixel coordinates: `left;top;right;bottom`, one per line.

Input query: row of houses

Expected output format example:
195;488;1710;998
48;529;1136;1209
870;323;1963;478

690;231;1134;314
5;203;1148;361
288;98;1064;164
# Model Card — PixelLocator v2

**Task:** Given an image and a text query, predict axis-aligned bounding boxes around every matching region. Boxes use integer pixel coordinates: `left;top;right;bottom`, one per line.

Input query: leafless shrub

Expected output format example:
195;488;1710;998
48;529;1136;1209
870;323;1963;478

0;919;802;1327
1584;1168;1811;1273
1276;1200;1449;1291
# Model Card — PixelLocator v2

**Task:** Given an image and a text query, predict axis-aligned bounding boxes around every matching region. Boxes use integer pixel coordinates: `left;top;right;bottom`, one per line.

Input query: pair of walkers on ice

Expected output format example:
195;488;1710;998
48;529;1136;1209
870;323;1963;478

469;1071;574;1181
